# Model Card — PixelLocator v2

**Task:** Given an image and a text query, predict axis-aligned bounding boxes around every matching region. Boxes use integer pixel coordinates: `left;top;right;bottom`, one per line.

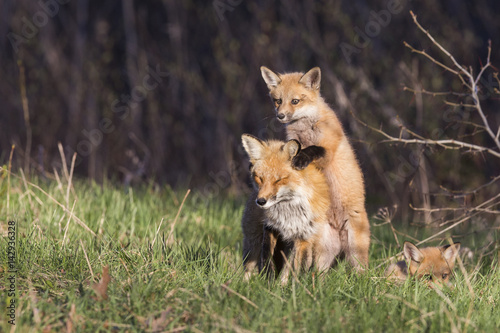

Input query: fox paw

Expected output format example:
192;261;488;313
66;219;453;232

292;146;325;170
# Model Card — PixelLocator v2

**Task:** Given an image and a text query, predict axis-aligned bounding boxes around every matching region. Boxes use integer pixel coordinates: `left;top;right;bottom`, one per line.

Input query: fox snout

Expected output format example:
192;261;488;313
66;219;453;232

255;193;277;208
276;110;292;123
256;197;267;206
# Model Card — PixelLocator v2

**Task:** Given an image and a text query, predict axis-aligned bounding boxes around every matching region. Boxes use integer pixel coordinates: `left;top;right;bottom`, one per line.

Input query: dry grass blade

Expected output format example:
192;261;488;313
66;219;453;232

58;142;70;182
167;189;191;244
221;283;259;309
433;287;457;312
62;200;77;246
7;145;15;215
151;217;165;248
66;153;77;207
80;239;94;280
384;293;424;314
28;180;96;236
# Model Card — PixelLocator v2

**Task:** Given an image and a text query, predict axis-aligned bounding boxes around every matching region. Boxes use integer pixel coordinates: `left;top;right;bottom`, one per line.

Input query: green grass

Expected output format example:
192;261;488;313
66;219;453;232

0;173;499;332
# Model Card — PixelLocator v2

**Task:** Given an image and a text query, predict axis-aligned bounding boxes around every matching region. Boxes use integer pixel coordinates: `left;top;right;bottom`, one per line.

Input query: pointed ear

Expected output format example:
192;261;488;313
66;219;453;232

242;134;265;162
403;242;424;263
441;243;460;263
283;139;301;159
260;66;281;89
299;67;321;90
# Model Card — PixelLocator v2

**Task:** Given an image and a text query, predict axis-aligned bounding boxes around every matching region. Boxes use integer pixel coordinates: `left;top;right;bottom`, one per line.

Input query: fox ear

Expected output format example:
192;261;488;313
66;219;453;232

260;66;281;89
403;242;424;263
299;67;321;90
242;134;265;162
283;139;301;159
441;242;460;264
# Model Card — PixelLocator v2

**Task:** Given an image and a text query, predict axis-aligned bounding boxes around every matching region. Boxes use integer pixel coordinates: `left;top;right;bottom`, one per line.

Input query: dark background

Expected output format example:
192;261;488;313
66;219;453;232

1;0;499;223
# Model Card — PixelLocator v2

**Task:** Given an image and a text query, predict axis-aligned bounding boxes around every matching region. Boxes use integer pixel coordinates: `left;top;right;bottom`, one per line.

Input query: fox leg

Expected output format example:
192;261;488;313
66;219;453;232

316;224;342;272
345;209;370;271
241;193;266;281
260;226;278;278
243;233;262;281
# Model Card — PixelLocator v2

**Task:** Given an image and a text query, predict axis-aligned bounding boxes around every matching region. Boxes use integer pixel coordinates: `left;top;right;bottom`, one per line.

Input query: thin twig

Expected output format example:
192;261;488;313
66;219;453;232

410;11;469;75
404;41;459;75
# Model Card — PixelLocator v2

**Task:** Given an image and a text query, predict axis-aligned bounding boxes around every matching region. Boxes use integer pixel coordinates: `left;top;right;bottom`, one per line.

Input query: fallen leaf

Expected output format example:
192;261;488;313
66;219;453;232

92;265;111;301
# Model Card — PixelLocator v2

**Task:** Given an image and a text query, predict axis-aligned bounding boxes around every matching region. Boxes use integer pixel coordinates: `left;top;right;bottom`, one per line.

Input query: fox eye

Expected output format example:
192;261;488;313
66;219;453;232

291;99;300;105
423;274;432;281
253;175;263;185
274;99;282;105
442;273;448;279
274;176;289;184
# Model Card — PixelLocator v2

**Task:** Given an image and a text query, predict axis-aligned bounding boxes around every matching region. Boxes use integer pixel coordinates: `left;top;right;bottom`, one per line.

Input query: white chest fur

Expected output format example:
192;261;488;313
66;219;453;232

265;194;316;241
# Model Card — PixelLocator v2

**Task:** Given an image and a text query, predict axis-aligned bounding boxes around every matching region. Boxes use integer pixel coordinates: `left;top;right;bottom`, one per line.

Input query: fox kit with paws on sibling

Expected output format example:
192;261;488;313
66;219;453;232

260;66;371;271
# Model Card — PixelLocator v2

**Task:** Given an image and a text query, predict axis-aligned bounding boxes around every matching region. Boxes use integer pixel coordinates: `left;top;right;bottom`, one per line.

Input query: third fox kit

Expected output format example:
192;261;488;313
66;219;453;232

386;241;461;287
260;66;370;270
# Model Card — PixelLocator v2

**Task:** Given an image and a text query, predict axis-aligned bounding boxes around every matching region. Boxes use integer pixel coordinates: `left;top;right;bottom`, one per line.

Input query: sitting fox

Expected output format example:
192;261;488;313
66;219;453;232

386;241;461;287
241;134;342;283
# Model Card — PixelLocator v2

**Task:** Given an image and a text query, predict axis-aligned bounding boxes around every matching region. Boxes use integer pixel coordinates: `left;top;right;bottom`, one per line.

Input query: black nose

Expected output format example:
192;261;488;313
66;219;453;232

256;198;267;206
277;113;285;120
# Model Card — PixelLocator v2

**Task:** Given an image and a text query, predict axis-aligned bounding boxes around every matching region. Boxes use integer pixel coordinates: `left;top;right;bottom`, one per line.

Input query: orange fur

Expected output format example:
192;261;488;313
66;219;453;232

386;241;461;287
260;67;371;270
241;135;337;282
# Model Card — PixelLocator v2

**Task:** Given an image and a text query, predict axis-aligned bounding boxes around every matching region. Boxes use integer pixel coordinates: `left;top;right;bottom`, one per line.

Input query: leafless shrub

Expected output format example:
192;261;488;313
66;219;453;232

359;11;500;248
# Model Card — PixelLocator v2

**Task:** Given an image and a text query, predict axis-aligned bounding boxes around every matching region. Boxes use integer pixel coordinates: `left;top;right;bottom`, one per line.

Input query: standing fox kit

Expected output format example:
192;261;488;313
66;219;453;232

241;134;341;282
386;241;461;287
260;66;370;270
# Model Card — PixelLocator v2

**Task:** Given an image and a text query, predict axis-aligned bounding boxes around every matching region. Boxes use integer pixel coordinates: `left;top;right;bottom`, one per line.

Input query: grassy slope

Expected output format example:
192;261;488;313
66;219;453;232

0;175;499;332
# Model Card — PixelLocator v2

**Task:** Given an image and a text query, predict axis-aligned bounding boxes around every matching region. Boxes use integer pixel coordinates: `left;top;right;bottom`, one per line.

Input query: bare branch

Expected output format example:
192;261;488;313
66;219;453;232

403;41;459;76
403;86;467;97
352;111;500;158
439;175;500;195
410;11;500;150
409;11;470;76
475;40;492;86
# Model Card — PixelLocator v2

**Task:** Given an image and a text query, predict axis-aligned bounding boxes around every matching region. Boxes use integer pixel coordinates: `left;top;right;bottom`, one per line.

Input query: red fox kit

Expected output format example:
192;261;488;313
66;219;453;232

260;66;370;270
241;134;343;282
386;241;461;287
